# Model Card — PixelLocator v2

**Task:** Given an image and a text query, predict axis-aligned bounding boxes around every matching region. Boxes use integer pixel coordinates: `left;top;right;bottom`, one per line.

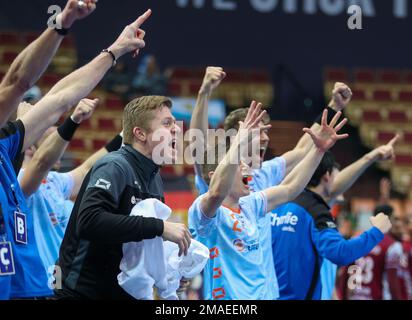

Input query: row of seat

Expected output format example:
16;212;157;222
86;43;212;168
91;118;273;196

325;67;412;84
325;68;412;197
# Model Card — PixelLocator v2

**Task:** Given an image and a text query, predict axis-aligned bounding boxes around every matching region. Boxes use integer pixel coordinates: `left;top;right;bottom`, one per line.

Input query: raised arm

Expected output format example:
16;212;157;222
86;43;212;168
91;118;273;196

19;9;152;152
328;135;399;201
264;110;349;212
0;0;98;126
200;101;270;217
19;99;98;197
189;67;226;175
281;82;353;176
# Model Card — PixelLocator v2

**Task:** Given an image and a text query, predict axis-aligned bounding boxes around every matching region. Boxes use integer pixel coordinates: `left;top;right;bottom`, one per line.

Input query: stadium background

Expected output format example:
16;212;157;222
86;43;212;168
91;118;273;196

1;0;411;274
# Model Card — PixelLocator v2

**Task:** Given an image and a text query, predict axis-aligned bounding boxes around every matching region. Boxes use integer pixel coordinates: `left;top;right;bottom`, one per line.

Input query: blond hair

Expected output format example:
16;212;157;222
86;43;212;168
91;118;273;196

122;96;172;144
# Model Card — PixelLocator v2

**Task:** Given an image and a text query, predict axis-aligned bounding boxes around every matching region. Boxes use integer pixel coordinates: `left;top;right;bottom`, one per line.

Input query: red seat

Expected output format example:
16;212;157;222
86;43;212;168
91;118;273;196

398;91;412;102
22;32;40;45
395;154;412;166
378;70;402;83
225;69;246;82
92;139;107;150
189;82;202;95
98;118;116;131
168;82;183;96
171;68;193;79
41;73;61;86
388;111;408;123
69;138;85;150
61;36;75;49
0;72;5;82
2;51;18;64
105;97;124;110
405;72;412;84
362;110;382;122
325;68;348;82
0;32;20;45
377;131;396;143
372;90;392;102
161;166;175;175
404;132;412;144
81;119;92;129
351;89;367;100
354;69;375;83
247;71;270;83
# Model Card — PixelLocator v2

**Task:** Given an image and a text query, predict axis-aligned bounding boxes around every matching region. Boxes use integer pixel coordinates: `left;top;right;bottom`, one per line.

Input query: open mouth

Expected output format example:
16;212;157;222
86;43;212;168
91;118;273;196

259;147;266;158
171;139;176;150
242;175;252;187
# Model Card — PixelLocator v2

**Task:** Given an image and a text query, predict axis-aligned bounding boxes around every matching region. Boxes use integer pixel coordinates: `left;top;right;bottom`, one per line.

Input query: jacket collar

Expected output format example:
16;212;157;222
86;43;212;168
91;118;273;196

123;144;160;180
304;188;331;210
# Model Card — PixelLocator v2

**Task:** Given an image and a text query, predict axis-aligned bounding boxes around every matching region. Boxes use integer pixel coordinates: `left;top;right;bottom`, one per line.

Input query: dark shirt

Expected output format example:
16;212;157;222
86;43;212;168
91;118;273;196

56;145;165;299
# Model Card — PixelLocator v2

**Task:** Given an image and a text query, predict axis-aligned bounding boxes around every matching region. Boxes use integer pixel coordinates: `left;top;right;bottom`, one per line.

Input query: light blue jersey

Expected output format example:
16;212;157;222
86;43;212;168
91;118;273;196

189;191;277;300
320;259;337;300
194;157;286;299
18;169;74;274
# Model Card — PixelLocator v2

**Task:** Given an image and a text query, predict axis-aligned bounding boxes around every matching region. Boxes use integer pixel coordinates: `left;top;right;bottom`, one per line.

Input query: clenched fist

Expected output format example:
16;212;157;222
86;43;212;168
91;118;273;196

370;213;392;234
328;82;353;111
199;67;226;95
71;98;99;124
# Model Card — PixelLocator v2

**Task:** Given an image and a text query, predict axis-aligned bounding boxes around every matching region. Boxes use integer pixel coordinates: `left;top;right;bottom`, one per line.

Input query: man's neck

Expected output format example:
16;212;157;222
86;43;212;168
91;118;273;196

222;194;240;210
131;142;151;159
307;186;327;202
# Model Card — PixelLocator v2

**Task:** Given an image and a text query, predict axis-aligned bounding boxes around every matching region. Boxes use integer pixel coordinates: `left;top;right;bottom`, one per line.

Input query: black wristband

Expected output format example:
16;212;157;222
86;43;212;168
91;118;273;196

105;134;123;153
315;106;340;125
57;116;80;141
102;49;117;67
54;27;69;36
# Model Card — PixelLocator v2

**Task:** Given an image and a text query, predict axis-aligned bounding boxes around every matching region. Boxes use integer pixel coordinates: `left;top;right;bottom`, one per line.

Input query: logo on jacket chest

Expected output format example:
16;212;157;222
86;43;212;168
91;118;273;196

271;211;299;232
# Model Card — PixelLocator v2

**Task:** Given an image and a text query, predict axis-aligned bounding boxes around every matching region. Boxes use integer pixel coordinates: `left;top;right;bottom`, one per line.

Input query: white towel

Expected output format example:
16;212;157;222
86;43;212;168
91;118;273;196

117;198;209;300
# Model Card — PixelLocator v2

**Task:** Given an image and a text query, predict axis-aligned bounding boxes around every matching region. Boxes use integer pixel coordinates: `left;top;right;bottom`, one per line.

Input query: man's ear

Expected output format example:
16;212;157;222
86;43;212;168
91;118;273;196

208;171;214;182
133;127;146;143
322;171;331;184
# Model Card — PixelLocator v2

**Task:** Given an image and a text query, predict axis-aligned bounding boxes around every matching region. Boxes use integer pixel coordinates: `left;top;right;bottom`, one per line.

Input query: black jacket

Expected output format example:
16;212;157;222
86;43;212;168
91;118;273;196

56;145;165;299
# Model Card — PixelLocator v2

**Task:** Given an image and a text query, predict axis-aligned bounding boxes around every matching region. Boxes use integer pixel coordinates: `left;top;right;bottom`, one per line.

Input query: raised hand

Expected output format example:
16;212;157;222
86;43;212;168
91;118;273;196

328;82;353;111
71;98;99;124
238;101;271;143
200;67;226;94
61;0;98;29
303;109;348;152
108;9;152;59
378;134;399;161
370;212;392;234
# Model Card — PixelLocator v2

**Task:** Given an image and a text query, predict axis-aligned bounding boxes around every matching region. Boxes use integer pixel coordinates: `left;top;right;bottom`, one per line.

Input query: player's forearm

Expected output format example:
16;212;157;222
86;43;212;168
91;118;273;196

190;90;211;175
46;53;112;103
283;146;324;198
0;29;63;125
329;152;377;199
208;138;240;200
20;131;68;197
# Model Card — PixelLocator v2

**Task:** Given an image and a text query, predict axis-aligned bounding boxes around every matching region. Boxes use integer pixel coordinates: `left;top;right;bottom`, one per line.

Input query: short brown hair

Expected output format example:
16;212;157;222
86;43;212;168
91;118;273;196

223;107;270;131
123;96;172;145
201;143;228;185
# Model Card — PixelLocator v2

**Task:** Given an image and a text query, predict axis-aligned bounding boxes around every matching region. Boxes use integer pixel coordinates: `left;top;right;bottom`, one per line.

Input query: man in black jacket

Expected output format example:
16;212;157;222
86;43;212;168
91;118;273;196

56;96;191;299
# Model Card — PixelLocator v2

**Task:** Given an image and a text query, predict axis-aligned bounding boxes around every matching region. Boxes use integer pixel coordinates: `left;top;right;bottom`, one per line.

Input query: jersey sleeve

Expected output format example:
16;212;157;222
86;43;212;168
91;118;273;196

260;156;286;187
0;120;25;161
188;195;220;238
54;172;75;199
239;191;268;221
